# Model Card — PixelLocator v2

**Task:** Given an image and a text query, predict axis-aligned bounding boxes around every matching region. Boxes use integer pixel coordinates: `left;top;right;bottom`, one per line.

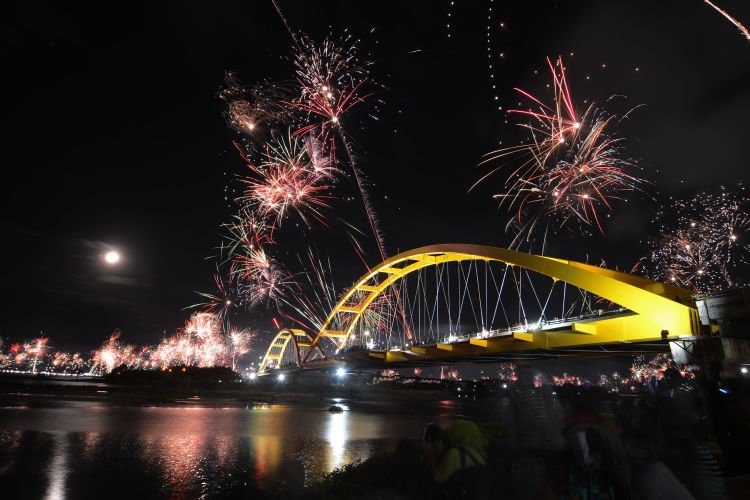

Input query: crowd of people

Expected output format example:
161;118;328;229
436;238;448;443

326;364;747;500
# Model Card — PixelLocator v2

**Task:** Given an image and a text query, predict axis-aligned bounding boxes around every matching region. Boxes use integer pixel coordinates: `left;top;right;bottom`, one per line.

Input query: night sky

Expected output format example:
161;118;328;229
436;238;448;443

2;1;749;353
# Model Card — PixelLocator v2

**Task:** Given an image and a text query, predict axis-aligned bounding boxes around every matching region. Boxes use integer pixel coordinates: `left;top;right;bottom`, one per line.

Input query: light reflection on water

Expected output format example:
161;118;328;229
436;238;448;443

0;401;429;498
326;411;348;469
43;432;68;500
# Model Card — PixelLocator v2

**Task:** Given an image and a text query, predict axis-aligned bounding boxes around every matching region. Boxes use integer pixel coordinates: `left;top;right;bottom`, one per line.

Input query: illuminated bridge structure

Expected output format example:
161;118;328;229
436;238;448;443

258;244;703;374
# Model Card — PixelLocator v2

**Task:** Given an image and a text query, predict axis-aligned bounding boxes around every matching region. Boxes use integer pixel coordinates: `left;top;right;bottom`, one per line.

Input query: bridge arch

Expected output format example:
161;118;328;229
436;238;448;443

258;328;323;374
302;244;700;363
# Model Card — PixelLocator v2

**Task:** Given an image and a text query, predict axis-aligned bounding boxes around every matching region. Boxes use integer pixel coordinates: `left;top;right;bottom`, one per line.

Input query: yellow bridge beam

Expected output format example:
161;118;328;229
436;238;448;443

294;244;699;365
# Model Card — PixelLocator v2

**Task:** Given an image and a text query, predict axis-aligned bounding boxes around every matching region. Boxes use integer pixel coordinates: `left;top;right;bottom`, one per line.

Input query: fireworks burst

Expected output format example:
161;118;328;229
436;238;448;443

1;315;259;375
214;24;408;349
26;336;49;373
498;363;518;382
474;56;645;252
231;245;286;305
238;133;335;227
642;185;750;292
288;33;389;264
189;269;236;327
92;330;132;374
220;211;274;260
231;245;294;309
227;327;254;371
220;73;293;142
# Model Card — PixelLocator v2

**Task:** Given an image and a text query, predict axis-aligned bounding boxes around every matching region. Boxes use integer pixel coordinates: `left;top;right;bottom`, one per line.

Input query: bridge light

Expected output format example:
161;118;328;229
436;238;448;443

278;373;286;382
248;373;257;380
336;367;346;378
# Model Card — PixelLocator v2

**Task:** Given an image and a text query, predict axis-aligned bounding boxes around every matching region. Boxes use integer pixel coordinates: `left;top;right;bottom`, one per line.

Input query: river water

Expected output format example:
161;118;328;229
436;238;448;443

0;396;478;499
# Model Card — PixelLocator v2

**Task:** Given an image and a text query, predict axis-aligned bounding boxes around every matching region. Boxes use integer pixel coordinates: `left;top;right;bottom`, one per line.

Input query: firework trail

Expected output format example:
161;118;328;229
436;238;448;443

271;0;298;43
284;29;412;341
704;0;750;41
288;33;388;262
642;185;750;292
280;250;344;336
473;56;645;253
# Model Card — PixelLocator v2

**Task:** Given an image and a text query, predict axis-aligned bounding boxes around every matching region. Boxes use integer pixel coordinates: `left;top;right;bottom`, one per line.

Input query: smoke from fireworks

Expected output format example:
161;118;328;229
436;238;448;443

220;73;293;145
474;56;645;252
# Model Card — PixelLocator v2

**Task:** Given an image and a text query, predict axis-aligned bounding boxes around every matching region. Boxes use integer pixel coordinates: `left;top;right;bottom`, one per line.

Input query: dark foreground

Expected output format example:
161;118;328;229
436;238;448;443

1;372;749;499
0;373;485;499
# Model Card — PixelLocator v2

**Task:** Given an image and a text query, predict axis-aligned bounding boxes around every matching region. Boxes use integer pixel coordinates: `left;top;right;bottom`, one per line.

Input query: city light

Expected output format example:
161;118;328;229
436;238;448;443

336;367;346;378
278;373;286;381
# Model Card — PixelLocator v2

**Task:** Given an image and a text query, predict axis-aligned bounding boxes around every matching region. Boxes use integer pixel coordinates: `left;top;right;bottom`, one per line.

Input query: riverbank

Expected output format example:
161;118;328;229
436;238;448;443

0;371;456;408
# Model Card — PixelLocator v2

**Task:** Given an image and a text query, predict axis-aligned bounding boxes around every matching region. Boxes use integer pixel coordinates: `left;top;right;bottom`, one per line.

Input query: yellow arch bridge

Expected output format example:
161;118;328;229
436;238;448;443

258;244;703;374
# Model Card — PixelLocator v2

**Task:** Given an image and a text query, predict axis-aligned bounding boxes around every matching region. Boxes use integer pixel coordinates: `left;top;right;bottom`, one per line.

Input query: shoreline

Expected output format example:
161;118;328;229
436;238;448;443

0;374;458;409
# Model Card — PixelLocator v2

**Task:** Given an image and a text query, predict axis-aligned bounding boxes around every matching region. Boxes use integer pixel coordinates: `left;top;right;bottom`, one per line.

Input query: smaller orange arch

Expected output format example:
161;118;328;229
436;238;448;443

258;328;323;374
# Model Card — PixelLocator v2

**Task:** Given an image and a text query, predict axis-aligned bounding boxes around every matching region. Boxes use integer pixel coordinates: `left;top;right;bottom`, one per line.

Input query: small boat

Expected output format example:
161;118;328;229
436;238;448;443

328;405;344;412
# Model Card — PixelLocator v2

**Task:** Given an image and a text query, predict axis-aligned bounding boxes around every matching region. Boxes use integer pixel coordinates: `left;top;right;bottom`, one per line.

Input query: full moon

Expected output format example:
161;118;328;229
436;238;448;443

104;251;120;264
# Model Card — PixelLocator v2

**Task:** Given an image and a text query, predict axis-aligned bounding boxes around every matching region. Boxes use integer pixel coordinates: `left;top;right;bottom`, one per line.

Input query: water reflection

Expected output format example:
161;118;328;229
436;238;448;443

252;434;282;487
44;432;68;500
0;401;429;498
326;411;348;469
